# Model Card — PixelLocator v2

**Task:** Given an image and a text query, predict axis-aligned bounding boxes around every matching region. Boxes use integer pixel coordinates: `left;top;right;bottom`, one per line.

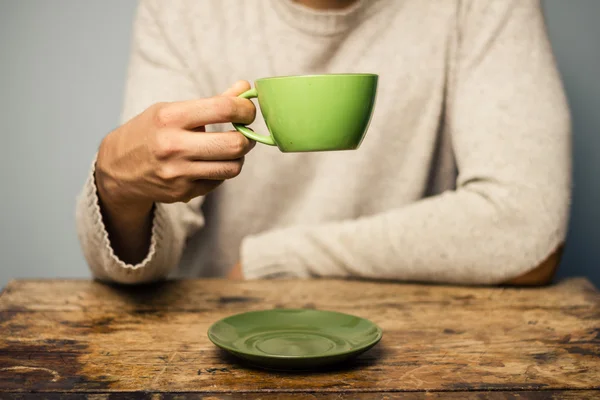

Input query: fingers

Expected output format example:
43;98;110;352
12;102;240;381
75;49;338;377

184;159;246;180
186;179;225;201
157;130;255;161
190;131;256;161
154;158;243;202
221;80;252;97
153;95;256;129
169;179;225;204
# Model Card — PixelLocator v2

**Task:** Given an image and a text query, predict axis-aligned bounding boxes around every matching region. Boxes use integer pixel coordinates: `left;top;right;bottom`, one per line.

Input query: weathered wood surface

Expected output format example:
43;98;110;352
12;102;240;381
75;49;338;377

0;278;599;398
3;391;600;399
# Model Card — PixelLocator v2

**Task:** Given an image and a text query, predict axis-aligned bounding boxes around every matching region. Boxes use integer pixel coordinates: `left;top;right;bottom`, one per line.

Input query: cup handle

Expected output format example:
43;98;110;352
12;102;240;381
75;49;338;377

232;88;276;146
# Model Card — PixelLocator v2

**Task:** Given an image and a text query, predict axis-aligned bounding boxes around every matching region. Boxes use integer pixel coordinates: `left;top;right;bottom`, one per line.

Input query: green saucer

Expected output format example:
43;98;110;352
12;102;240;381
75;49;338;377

207;309;382;370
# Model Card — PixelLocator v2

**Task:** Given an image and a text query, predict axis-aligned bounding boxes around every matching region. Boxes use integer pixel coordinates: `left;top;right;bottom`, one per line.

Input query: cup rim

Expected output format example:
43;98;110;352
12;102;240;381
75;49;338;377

256;73;378;83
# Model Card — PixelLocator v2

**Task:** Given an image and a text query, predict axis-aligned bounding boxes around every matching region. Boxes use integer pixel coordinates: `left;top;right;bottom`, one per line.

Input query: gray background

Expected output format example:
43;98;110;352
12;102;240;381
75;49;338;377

0;0;598;288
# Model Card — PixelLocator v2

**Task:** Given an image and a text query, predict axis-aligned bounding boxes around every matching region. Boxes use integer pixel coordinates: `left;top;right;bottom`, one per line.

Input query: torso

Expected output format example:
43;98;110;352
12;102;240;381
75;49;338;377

166;0;459;276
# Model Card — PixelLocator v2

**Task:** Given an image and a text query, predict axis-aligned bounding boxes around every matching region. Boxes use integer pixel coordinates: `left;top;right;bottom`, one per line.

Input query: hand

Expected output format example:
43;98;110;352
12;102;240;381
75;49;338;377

94;81;255;264
228;262;244;280
95;81;256;216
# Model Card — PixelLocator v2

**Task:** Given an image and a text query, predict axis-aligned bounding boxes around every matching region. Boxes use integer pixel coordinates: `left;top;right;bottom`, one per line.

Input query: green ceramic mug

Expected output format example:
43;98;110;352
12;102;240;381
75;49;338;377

233;73;378;152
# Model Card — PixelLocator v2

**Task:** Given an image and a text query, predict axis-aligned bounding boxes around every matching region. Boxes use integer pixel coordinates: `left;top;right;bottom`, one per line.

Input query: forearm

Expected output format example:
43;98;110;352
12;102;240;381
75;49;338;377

96;170;154;265
241;183;568;285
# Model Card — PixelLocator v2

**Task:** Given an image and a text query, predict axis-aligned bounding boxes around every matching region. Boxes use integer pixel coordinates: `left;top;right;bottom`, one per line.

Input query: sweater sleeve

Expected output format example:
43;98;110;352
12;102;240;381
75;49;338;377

241;0;572;285
76;0;205;283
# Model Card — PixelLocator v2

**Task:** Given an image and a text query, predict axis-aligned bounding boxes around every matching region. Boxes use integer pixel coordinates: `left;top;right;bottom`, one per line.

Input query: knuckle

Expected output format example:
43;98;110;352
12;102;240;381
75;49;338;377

153;103;182;127
229;134;249;157
156;164;180;181
153;132;181;159
167;184;189;202
149;102;168;114
228;160;244;178
175;187;192;202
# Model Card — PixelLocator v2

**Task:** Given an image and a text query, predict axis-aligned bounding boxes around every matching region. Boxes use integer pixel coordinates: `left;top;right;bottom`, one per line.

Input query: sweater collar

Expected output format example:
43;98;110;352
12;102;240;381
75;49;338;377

271;0;390;37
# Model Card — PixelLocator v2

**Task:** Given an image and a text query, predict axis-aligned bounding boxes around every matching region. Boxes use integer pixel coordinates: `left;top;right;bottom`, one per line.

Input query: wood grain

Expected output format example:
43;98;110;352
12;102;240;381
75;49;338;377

0;278;599;397
3;391;600;399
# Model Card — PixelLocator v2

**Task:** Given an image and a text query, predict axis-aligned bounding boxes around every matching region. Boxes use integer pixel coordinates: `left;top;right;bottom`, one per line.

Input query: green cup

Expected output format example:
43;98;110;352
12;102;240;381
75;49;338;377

233;73;378;152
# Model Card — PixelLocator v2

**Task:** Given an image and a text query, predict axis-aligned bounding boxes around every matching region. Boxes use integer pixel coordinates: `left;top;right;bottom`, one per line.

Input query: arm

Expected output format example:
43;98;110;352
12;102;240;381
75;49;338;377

76;0;203;284
240;0;571;285
76;0;254;284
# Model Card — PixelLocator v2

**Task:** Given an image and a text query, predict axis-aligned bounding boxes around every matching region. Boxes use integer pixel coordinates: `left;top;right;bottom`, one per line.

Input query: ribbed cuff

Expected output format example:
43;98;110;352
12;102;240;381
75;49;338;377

240;229;309;280
76;158;176;284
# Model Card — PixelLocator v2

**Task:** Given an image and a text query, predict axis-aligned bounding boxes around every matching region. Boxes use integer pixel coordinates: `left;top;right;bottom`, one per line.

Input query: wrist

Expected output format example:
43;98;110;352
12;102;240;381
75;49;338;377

95;138;153;220
95;171;153;223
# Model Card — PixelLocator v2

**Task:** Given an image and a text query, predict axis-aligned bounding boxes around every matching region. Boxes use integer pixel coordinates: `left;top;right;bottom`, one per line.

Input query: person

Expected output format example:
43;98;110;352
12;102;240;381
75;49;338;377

76;0;571;285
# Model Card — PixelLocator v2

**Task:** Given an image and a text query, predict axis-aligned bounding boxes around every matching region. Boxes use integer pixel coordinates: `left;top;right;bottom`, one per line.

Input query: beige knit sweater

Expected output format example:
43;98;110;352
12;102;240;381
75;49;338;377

76;0;571;284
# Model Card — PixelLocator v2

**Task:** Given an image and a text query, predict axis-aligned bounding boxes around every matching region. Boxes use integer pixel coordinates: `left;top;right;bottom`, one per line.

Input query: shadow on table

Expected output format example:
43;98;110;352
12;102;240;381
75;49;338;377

214;343;388;375
100;280;187;306
99;279;264;312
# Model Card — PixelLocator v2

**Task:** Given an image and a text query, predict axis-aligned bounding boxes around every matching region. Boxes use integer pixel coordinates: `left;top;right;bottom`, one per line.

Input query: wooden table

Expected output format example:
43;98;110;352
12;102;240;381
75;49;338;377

0;278;599;399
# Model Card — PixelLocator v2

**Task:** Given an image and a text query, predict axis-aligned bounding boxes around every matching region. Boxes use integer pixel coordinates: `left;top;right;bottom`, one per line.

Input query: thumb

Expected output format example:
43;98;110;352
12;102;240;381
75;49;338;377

221;80;252;97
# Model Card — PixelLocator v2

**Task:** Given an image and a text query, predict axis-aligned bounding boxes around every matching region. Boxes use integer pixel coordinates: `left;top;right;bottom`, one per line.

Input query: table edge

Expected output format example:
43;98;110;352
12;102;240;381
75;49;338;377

1;389;599;395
